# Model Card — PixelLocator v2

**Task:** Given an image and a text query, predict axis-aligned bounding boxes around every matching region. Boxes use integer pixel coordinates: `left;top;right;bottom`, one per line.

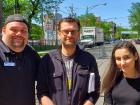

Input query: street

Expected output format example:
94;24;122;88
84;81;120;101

86;44;140;105
85;44;113;105
36;43;140;105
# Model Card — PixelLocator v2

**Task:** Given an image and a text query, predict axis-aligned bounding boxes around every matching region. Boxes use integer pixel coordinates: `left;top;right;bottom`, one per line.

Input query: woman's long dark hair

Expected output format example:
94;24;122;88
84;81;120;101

101;41;140;94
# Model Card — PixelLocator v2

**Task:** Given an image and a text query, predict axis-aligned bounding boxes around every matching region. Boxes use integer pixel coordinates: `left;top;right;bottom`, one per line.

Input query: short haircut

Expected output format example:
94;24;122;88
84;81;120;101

57;17;80;31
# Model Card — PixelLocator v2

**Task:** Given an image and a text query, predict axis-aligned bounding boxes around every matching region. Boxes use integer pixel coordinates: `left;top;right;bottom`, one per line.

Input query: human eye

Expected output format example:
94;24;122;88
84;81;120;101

64;30;69;34
11;28;17;33
123;56;130;60
21;29;28;34
71;30;78;34
61;30;69;35
115;57;121;61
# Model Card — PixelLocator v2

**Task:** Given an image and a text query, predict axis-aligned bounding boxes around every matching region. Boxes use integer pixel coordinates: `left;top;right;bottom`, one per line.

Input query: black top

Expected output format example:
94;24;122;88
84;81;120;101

104;76;140;105
0;45;40;105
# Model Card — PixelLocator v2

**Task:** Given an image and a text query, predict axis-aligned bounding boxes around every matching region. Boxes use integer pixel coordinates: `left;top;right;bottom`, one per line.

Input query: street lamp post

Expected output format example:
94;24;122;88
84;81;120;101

86;3;107;14
84;3;107;26
54;9;58;46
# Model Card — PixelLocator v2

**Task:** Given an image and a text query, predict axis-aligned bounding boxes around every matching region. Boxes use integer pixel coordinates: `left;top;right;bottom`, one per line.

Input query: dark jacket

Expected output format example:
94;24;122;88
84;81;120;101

37;46;100;105
0;43;40;105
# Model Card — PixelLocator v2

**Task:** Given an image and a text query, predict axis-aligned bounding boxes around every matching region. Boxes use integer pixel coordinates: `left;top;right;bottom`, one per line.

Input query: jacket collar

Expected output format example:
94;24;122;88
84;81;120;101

0;39;10;61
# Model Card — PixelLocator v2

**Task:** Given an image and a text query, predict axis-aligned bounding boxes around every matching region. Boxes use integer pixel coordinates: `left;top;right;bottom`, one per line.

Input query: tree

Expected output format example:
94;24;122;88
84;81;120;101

99;21;112;40
3;0;64;39
0;0;3;34
78;13;96;27
31;24;43;40
128;2;140;35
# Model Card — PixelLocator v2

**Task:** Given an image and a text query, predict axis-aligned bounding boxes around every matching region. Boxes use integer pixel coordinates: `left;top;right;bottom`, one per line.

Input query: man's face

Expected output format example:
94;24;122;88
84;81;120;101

58;22;80;48
2;21;28;52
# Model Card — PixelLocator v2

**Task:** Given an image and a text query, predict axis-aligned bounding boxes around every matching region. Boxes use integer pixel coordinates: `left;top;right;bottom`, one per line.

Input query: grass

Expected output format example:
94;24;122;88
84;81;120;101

38;51;48;57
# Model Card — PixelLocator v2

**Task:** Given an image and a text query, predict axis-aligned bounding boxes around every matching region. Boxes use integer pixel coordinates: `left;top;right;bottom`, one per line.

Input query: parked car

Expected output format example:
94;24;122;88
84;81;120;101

110;38;122;45
134;39;140;44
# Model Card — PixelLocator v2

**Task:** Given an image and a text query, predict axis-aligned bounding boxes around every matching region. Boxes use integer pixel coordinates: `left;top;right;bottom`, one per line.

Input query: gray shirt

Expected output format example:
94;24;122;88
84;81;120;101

62;54;74;91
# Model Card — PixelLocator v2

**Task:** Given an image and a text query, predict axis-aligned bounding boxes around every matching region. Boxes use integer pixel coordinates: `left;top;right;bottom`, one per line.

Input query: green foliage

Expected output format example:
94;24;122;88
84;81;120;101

78;13;130;40
38;52;47;57
128;2;140;34
32;45;58;51
99;21;112;40
31;24;43;40
78;13;96;27
3;0;64;38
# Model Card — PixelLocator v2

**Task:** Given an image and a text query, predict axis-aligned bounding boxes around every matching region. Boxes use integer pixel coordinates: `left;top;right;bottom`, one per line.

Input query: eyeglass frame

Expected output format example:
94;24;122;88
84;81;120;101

59;29;79;35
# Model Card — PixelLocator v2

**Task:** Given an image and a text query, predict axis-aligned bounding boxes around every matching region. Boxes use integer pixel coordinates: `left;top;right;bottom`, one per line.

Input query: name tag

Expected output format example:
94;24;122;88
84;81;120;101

4;62;16;67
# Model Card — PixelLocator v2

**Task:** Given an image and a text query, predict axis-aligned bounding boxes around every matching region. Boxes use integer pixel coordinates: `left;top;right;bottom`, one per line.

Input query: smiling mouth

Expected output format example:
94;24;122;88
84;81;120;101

121;66;128;70
13;38;23;40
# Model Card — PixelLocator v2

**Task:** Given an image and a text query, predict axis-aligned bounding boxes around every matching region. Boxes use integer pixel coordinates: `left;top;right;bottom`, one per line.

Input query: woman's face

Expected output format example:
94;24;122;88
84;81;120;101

114;48;138;73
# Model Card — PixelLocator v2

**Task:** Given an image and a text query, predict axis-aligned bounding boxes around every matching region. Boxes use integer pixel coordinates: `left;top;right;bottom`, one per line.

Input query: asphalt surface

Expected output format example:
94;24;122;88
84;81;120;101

88;44;140;105
36;44;140;105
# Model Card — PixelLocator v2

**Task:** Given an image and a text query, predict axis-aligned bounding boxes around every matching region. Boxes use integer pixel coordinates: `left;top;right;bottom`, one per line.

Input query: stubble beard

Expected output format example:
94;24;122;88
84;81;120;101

11;39;25;50
63;40;77;48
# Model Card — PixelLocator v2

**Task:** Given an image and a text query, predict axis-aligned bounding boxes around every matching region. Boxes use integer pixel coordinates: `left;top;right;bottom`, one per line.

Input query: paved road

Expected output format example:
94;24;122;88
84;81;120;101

89;44;140;105
96;58;109;105
36;44;140;105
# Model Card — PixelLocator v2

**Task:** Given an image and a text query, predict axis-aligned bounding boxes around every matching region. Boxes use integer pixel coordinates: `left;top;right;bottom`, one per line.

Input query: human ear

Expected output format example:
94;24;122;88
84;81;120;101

2;27;6;35
77;31;80;38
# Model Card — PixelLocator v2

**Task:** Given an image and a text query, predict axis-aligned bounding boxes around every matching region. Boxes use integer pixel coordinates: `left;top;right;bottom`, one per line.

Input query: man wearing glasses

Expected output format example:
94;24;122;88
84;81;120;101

37;17;100;105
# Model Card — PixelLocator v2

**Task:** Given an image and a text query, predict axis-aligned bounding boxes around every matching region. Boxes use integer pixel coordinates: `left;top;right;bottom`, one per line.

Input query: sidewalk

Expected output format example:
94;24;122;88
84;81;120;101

95;44;140;105
96;58;109;105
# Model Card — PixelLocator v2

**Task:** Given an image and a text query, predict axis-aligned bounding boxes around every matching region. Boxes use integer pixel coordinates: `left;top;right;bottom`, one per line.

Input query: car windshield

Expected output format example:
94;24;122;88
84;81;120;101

81;35;94;40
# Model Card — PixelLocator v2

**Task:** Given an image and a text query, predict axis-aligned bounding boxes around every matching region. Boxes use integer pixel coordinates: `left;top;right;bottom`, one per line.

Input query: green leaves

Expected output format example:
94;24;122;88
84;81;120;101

129;2;140;33
3;0;64;39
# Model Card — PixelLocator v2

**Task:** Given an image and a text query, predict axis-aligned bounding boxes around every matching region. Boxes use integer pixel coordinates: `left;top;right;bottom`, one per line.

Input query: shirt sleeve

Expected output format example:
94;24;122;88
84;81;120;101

36;55;50;102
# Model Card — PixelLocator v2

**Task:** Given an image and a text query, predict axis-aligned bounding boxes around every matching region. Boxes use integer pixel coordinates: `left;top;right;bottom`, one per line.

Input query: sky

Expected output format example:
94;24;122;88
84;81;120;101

58;0;140;28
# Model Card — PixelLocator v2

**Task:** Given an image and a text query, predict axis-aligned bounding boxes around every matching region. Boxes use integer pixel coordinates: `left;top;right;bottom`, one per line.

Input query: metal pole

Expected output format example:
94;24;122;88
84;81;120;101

41;4;45;45
54;1;59;47
86;3;107;14
55;9;58;46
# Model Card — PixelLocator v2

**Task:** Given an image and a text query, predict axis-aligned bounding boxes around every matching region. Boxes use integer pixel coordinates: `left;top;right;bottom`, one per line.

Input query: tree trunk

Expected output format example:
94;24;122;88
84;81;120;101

0;0;3;35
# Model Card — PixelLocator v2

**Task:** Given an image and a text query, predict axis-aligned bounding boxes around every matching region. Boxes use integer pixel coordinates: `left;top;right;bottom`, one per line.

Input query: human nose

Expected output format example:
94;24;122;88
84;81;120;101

15;31;22;36
121;59;126;66
67;31;73;36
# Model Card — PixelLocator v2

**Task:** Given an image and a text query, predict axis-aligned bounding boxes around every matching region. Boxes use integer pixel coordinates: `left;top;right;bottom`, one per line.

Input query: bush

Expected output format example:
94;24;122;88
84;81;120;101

32;45;58;52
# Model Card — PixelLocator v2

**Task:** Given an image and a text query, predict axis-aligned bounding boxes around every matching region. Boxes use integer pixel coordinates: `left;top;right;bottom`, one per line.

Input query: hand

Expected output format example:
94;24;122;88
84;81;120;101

83;100;94;105
40;96;54;105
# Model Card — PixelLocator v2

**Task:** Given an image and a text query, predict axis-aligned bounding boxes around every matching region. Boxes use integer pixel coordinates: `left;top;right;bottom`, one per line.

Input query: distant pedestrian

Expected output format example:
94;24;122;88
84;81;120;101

101;41;140;105
0;14;40;105
37;17;100;105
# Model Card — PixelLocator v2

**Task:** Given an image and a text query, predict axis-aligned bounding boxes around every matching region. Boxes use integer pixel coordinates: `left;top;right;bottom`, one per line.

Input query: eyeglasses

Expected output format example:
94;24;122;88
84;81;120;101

60;30;79;35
